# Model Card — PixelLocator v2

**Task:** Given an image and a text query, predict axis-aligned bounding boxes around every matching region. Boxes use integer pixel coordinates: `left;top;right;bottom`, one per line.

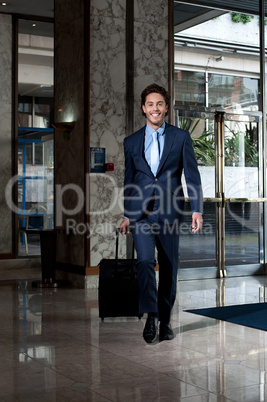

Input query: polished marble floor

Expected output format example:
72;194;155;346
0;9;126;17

1;264;267;401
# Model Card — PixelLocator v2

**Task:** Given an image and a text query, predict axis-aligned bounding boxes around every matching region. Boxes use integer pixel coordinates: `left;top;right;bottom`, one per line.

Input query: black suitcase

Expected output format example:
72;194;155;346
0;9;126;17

98;228;142;320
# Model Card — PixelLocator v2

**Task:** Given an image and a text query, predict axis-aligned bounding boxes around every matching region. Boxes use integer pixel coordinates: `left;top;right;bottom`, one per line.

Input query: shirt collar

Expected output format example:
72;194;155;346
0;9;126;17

145;122;165;137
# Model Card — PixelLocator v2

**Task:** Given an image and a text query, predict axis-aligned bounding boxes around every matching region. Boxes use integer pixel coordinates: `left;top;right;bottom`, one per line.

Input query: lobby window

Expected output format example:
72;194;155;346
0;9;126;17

174;70;206;106
17;20;54;257
174;69;259;113
208;73;259;111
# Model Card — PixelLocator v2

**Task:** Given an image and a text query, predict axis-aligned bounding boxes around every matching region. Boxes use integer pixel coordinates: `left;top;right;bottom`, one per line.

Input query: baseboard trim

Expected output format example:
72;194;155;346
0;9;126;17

0;253;15;259
56;262;86;275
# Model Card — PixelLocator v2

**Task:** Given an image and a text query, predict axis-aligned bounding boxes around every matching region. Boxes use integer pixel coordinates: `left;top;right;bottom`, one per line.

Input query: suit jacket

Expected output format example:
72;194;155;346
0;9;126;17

123;122;203;223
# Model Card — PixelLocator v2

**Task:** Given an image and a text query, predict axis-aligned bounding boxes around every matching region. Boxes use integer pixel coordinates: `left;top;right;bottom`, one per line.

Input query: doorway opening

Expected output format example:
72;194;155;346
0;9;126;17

173;2;266;279
17;19;54;256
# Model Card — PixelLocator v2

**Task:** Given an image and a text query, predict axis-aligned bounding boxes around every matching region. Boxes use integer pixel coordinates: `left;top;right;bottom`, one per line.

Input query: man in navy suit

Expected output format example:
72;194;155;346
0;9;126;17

120;83;203;343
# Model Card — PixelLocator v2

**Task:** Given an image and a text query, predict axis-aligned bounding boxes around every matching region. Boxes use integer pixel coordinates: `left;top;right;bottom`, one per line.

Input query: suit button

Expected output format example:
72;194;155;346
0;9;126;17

155;178;158;182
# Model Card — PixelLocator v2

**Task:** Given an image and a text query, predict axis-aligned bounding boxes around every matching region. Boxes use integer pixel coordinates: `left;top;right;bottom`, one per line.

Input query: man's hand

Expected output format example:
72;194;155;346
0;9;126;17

120;218;130;234
191;213;203;233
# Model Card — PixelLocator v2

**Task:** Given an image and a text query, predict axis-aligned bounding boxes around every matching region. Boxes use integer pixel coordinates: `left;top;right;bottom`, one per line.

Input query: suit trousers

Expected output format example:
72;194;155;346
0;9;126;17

131;206;179;323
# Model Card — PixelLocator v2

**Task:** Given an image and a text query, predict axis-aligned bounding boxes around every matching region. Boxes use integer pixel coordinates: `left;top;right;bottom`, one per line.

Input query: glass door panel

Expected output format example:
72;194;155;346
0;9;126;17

175;109;218;274
178;201;217;269
223;113;264;273
175;107;265;279
225;202;260;266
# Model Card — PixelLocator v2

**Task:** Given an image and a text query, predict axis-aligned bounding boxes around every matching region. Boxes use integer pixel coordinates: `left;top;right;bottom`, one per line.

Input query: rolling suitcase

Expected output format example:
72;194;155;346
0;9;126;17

98;228;142;320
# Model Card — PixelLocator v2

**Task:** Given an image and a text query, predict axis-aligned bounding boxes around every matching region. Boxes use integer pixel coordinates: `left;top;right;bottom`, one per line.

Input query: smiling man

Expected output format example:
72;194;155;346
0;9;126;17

120;83;203;343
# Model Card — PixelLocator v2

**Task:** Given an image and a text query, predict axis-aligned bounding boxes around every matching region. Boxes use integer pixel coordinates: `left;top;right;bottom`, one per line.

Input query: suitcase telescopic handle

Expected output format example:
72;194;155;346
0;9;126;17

115;228;135;276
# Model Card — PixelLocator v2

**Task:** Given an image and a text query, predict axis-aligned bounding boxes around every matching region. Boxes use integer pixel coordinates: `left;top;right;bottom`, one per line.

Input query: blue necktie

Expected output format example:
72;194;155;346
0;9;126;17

150;131;159;176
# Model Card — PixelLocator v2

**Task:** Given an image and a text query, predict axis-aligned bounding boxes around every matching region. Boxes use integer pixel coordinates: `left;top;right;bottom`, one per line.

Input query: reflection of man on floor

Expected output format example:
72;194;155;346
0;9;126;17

120;83;203;343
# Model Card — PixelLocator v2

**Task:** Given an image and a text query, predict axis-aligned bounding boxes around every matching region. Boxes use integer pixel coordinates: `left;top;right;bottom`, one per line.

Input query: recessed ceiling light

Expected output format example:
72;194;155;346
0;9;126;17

32;23;36;27
1;3;7;6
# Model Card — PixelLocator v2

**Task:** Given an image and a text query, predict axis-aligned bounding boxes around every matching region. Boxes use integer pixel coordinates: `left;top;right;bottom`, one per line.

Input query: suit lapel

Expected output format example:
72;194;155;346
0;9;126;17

157;123;176;174
137;126;145;158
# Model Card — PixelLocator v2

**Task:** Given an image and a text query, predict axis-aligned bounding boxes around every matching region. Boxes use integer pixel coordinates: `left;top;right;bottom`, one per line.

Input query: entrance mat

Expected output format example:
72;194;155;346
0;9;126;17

186;303;267;331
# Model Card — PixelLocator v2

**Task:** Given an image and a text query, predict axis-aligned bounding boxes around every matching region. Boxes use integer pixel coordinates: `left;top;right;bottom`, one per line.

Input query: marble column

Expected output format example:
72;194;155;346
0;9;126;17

0;14;12;255
134;0;169;130
89;0;127;266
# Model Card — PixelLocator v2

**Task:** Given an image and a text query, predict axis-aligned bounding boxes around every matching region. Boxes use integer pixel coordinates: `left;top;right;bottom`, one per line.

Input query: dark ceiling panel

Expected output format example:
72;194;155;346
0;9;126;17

0;0;54;18
19;19;54;37
174;2;226;30
174;3;211;25
174;0;262;15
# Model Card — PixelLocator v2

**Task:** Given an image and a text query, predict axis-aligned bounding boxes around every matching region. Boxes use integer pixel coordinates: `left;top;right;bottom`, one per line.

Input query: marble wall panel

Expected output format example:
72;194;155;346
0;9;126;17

0;15;12;103
91;0;126;19
133;0;169;131
0;14;12;254
134;0;168;25
89;0;127;266
89;0;169;266
89;98;126;266
90;15;126;99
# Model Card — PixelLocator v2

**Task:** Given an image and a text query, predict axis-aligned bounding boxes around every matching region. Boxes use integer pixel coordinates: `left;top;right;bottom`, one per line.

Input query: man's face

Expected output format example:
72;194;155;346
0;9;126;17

142;92;168;130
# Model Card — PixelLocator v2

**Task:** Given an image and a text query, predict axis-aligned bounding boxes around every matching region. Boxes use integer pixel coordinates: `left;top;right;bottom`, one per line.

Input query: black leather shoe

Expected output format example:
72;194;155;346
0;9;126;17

159;322;174;341
143;316;158;343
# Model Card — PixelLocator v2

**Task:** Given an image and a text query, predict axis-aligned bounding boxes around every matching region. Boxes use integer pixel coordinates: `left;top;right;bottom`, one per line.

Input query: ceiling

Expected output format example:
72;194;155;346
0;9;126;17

174;1;263;16
174;3;226;32
19;19;54;37
1;1;265;36
1;1;264;23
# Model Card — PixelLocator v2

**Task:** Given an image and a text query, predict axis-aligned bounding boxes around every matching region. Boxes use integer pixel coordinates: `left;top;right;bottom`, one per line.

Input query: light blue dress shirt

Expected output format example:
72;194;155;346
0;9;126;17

144;122;165;175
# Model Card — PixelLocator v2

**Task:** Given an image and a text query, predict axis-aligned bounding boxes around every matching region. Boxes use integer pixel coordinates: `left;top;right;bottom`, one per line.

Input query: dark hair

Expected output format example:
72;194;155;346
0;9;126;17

141;83;170;116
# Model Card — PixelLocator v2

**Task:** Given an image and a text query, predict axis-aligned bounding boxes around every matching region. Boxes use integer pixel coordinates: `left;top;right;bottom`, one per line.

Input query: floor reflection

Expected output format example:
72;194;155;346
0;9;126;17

1;267;267;400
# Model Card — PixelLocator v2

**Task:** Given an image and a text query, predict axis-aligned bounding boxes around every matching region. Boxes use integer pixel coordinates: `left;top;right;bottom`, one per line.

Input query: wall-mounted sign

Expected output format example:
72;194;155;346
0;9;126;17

90;147;105;173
